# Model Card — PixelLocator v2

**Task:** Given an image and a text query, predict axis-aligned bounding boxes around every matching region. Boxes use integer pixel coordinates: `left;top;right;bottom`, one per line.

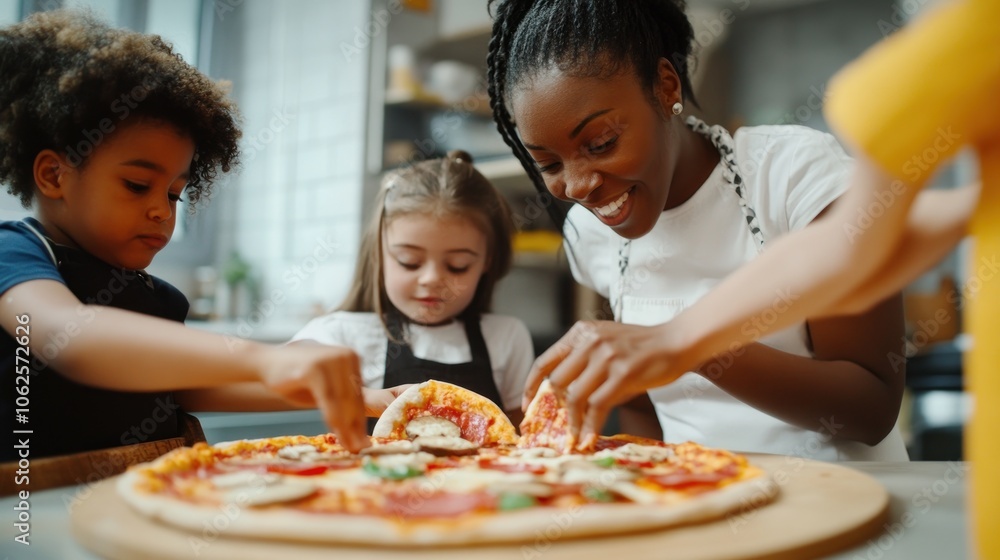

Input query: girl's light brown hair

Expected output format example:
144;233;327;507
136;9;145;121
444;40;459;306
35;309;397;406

339;150;515;335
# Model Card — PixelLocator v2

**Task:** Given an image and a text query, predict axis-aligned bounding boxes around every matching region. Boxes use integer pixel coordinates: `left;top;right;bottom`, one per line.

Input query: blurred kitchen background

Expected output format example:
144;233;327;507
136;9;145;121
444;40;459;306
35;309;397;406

0;0;971;460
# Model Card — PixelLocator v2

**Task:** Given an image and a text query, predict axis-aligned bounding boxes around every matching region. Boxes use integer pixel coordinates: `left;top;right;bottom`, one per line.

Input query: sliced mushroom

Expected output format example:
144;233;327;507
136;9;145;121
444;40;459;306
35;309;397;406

227;482;319;507
608;481;660;505
405;416;462;439
211;470;280;489
277;444;319;461
601;443;675;463
372;451;437;470
360;440;420;456
560;462;637;486
514;447;560;459
413;436;479;457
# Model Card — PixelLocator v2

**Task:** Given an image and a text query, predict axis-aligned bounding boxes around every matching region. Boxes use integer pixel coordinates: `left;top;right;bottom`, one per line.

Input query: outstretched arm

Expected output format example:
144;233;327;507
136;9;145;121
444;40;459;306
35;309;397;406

672;158;919;372
0;280;369;451
702;293;904;446
525;159;928;446
833;182;977;313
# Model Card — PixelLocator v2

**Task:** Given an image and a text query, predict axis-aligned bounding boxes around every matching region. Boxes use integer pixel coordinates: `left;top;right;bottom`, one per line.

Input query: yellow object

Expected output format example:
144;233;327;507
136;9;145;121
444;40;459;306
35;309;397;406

826;1;1000;556
512;230;564;254
402;0;431;12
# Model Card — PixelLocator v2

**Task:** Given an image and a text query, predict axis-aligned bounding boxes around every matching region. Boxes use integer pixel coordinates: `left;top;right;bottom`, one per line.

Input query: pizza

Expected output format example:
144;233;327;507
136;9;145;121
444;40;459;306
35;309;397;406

372;380;518;446
117;381;777;546
518;378;575;452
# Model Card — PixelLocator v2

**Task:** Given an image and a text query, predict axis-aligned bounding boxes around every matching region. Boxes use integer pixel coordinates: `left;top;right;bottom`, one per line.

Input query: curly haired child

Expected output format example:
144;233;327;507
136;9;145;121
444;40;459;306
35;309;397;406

0;9;367;464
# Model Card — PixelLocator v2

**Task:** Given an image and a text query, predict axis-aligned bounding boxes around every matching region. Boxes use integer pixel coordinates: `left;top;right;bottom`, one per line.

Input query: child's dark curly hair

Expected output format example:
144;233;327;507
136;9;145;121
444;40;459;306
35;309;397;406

0;9;241;209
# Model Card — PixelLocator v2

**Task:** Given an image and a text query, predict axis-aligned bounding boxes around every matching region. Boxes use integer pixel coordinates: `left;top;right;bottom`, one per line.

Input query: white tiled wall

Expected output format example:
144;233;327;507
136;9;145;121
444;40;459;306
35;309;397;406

212;0;371;333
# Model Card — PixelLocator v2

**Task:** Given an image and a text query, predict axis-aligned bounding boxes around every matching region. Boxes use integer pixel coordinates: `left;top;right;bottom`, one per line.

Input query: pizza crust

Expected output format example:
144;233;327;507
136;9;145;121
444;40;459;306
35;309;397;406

117;467;778;546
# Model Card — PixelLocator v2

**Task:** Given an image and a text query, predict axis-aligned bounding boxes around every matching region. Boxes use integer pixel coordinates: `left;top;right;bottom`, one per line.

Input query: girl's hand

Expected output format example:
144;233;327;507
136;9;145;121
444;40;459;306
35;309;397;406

259;344;369;452
364;384;415;417
522;320;690;450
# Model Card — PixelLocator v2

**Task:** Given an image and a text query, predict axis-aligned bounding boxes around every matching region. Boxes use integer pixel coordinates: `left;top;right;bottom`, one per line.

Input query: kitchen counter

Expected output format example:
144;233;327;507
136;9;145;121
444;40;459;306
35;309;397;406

0;461;968;559
185;318;308;344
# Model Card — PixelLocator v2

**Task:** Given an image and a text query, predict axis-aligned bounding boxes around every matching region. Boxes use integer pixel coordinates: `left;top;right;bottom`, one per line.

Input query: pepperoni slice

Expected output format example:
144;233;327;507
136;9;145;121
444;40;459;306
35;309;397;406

417;405;493;445
264;459;359;476
265;464;331;476
383;491;496;519
645;467;738;489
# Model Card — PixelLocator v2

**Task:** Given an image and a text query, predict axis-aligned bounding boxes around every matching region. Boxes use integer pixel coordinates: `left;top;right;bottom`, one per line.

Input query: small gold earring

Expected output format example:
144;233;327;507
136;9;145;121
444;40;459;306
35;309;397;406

671;102;683;115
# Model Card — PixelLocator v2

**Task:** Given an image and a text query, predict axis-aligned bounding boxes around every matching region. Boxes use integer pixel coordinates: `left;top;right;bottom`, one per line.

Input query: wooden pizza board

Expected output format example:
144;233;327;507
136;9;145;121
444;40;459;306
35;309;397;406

70;454;889;560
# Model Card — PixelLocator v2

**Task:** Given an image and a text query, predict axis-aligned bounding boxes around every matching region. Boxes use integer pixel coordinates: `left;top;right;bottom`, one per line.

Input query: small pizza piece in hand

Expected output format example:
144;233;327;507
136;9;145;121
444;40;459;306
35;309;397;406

371;380;517;446
518;379;582;453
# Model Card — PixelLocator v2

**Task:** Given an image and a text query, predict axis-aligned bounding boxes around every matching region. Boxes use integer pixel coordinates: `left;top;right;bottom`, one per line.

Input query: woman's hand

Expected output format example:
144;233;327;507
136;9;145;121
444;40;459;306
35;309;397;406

522;320;691;449
258;344;369;452
363;384;415;417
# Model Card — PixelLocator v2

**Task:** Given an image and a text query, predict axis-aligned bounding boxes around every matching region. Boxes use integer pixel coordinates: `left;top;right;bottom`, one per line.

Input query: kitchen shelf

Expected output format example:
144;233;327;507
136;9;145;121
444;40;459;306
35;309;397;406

385;90;493;118
417;27;492;69
476;156;533;192
513;251;568;271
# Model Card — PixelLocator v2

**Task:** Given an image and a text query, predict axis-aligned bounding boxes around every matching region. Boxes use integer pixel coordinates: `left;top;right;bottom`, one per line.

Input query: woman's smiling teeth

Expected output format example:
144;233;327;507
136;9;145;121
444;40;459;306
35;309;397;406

595;190;630;218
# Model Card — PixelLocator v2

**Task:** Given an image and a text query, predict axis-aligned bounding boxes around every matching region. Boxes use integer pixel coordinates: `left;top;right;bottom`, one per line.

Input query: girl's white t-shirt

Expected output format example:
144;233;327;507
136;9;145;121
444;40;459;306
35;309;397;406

564;124;909;461
290;312;534;412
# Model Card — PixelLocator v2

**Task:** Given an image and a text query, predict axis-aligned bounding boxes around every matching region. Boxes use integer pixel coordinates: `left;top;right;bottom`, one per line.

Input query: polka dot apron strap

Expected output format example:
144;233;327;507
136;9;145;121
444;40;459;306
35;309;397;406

686;116;766;249
613;118;766;323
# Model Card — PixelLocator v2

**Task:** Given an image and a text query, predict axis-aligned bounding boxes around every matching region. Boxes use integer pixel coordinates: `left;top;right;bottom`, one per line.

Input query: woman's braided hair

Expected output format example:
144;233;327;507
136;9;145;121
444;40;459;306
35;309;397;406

487;0;697;228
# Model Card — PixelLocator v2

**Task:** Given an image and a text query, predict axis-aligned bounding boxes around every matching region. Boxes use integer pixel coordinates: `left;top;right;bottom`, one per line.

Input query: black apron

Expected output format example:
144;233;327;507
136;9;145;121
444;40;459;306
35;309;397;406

368;315;502;434
1;220;187;460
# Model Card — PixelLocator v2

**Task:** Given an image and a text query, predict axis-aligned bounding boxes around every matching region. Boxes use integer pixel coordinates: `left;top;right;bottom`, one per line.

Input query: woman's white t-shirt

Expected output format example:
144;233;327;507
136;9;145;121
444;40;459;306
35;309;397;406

565;124;909;461
290;312;533;412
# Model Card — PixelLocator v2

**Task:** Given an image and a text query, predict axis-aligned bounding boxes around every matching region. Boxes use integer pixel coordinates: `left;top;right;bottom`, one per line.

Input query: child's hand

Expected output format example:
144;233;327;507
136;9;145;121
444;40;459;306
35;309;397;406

363;384;414;417
523;320;689;451
260;344;368;452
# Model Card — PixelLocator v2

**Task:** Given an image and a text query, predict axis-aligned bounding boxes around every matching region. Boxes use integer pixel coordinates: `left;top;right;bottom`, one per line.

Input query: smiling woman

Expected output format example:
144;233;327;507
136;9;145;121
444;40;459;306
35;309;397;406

486;0;909;462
